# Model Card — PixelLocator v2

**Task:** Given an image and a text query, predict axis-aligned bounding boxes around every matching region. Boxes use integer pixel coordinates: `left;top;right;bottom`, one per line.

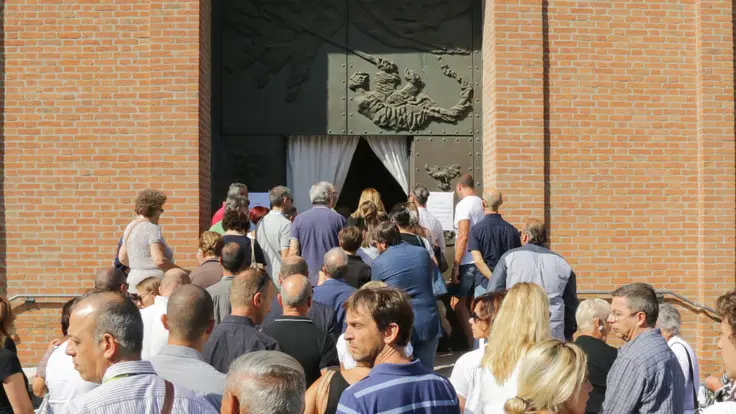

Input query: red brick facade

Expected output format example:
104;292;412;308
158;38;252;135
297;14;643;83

1;0;734;378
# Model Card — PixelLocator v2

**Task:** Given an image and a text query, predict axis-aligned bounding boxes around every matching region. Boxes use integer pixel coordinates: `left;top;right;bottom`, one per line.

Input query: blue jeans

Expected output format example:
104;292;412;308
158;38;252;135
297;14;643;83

447;264;478;298
412;335;440;371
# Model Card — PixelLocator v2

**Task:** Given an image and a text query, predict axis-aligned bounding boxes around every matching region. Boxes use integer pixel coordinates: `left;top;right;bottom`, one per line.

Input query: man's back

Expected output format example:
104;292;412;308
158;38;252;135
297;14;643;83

140;296;169;359
602;329;685;414
344;254;371;289
290;206;345;284
206;276;234;325
263;316;339;386
313;279;356;331
147;345;226;410
468;213;521;288
189;259;223;289
60;361;217;414
256;210;292;284
203;315;281;373
337;360;460;414
372;243;439;343
491;243;576;340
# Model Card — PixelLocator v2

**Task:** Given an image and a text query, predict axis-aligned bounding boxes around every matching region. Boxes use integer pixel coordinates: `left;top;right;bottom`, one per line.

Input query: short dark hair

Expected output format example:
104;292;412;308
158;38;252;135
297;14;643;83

522;219;547;245
344;287;414;347
411;185;430;205
339;226;363;252
611;283;659;326
371;222;402;247
270;186;292;208
221;242;246;273
280;256;309;278
134;189;167;217
95;267;127;292
223;209;250;233
61;298;77;337
166;285;214;342
718;291;736;341
457;173;474;189
389;204;411;228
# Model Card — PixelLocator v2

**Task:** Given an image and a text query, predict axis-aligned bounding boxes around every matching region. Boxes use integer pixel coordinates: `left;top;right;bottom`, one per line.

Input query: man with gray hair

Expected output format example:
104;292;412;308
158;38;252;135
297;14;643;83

469;188;520;296
256;185;294;286
409;184;445;252
62;290;217;413
288;181;345;285
264;274;338;385
221;350;305;414
211;182;248;227
602;283;685;414
657;303;699;414
141;268;191;359
209;194;250;235
490;218;577;340
313;247;356;331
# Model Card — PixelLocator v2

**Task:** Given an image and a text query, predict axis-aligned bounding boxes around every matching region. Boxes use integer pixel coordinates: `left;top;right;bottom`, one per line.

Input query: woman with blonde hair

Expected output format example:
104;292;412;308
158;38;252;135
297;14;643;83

464;282;552;414
132;276;160;309
504;340;592;414
350;188;386;219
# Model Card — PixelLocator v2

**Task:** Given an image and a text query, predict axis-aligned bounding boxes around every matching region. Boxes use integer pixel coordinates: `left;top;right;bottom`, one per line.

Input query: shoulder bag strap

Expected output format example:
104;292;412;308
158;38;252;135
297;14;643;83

161;379;174;414
674;342;698;408
250;238;257;268
123;220;145;248
315;370;336;414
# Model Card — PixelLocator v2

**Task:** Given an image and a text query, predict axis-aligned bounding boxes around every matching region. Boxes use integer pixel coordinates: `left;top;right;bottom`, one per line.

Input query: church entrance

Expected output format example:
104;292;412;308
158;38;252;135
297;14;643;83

336;137;408;216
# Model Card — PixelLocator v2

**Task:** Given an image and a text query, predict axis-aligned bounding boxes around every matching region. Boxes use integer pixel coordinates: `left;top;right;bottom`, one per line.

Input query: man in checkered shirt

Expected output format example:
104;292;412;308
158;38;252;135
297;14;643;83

602;283;685;414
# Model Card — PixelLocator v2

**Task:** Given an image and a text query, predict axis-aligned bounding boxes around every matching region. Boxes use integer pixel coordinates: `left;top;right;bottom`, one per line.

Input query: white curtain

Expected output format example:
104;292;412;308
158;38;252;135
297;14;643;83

287;135;360;213
364;136;409;194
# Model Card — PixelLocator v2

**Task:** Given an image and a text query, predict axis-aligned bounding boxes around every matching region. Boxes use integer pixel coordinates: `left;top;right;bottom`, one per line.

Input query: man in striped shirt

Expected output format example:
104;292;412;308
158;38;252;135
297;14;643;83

337;288;460;414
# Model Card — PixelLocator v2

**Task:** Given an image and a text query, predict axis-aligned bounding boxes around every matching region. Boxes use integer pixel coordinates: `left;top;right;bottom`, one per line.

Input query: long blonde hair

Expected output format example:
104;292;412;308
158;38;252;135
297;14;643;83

504;340;589;414
482;283;551;382
351;188;385;218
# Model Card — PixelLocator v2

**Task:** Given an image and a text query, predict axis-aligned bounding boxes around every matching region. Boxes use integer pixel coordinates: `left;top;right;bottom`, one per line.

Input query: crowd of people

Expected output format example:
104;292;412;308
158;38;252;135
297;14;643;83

0;176;732;414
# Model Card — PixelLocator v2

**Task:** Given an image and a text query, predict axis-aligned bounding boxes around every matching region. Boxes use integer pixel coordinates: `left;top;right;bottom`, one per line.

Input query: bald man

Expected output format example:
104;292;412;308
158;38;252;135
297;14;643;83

62;290;216;413
94;267;127;294
314;247;356;331
468;188;521;297
261;256;339;343
489;218;578;341
263;274;339;385
140;268;191;359
147;285;225;410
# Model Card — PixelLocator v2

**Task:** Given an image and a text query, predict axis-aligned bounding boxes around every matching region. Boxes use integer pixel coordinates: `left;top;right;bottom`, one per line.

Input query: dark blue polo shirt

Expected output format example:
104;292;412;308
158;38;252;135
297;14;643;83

337;359;460;414
467;213;521;289
313;278;357;332
203;315;281;373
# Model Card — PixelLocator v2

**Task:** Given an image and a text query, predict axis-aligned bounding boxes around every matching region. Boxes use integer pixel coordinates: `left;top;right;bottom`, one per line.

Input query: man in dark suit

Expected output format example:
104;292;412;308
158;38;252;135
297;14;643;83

261;256;339;343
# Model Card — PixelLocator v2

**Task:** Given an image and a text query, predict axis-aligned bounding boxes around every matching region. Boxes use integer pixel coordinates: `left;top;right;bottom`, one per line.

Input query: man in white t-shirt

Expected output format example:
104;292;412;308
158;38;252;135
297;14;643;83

140;268;190;359
255;186;293;288
449;173;485;348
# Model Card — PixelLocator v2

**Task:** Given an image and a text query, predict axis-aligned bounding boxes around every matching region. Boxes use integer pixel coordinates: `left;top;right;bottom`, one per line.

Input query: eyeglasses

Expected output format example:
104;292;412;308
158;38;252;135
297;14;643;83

130;291;153;303
469;312;488;323
609;310;636;322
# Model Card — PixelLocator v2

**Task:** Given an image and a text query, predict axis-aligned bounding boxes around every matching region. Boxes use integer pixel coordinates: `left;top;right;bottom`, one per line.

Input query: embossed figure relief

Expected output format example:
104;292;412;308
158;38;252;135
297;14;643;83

425;164;461;191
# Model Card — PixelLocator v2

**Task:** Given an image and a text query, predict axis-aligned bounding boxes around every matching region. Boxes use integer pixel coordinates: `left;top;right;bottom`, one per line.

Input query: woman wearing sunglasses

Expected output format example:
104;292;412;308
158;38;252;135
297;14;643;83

450;291;507;411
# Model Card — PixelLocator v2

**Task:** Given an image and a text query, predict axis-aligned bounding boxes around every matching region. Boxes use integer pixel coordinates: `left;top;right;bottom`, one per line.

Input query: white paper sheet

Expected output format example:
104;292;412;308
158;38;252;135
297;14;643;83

427;192;455;231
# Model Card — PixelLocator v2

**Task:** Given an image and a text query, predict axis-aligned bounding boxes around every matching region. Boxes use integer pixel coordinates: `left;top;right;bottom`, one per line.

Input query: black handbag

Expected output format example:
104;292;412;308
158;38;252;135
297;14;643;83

433;244;449;273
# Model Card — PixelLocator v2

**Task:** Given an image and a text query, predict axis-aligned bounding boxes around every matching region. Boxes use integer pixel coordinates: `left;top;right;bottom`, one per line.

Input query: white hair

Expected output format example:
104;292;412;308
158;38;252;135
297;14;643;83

657;303;681;336
309;181;334;205
225;351;305;414
227;183;248;200
575;298;611;333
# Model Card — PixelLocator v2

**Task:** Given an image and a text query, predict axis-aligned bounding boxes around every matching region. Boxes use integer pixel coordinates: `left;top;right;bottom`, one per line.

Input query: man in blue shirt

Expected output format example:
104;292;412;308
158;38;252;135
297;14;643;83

289;181;345;285
314;247;356;331
337;287;459;414
468;188;521;296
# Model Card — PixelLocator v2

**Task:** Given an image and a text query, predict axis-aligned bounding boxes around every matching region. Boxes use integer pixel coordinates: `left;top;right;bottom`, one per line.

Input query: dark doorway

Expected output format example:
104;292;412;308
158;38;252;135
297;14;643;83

336;138;408;217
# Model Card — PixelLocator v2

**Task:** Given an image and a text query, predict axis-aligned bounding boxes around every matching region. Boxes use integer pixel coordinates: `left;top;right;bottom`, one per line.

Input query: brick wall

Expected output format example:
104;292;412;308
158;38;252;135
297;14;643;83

483;0;735;377
0;0;210;363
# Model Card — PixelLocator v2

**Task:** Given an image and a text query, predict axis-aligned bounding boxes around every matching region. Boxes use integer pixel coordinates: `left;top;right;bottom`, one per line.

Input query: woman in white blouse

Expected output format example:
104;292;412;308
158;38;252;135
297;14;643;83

657;303;700;414
463;283;552;414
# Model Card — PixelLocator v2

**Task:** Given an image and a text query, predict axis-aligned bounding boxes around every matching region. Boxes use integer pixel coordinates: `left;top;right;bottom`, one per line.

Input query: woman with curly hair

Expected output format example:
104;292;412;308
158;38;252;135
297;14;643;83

223;208;266;269
118;189;180;289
